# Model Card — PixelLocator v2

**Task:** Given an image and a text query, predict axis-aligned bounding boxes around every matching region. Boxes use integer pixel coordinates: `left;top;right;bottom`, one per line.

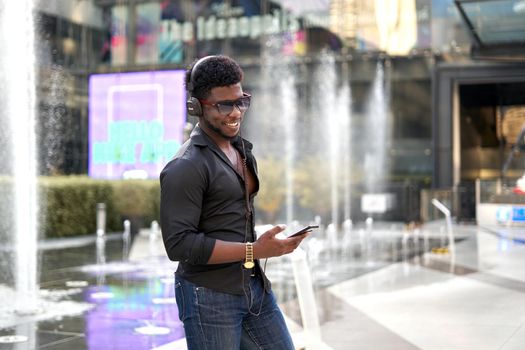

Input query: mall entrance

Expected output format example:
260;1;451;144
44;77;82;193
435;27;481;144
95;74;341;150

433;62;525;221
459;81;525;181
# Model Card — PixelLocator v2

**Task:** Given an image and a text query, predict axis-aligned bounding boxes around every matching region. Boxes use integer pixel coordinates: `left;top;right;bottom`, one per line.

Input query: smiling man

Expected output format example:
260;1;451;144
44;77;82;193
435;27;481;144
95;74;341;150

160;55;307;350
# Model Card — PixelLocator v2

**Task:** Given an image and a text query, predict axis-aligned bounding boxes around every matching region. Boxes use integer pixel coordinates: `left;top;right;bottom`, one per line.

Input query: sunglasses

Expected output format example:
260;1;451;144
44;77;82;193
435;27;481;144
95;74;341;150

199;93;251;116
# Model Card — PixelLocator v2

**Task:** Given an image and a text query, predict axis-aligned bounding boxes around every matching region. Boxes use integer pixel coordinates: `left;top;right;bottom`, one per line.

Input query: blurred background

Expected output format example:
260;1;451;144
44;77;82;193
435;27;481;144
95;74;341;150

1;0;523;233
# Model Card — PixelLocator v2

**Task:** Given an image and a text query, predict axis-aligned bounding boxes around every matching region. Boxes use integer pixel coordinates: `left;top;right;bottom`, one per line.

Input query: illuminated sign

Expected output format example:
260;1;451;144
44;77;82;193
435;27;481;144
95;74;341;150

159;10;300;44
89;70;186;179
512;207;525;222
496;205;525;223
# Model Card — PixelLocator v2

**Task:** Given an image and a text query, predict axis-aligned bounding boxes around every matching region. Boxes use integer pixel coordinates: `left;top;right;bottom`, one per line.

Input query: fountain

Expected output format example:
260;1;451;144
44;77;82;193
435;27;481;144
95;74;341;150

254;36;299;225
122;219;132;260
315;54;340;231
0;1;95;338
282;69;297;225
364;59;391;194
0;0;39;313
360;59;393;225
340;71;352;226
252;48;355;229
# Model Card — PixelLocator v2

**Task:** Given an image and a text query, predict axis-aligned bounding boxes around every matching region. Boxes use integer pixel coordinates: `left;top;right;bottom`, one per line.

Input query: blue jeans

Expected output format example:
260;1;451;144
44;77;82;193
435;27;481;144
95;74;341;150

175;275;295;350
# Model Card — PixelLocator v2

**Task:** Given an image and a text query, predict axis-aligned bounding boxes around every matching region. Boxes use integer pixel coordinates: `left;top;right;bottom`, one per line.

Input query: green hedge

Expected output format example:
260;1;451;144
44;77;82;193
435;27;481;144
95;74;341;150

0;176;160;239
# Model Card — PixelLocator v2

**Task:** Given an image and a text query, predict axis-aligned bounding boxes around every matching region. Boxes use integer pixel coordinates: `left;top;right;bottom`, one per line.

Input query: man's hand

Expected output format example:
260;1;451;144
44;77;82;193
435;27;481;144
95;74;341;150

253;225;308;259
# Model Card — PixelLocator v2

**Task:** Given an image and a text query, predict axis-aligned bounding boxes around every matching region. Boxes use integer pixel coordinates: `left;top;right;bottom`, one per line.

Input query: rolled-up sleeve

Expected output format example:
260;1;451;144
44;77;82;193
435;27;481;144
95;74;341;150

160;158;216;264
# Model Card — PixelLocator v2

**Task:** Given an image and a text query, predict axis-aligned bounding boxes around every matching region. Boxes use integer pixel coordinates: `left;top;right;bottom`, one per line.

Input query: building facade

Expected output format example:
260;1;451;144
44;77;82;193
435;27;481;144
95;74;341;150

32;0;525;222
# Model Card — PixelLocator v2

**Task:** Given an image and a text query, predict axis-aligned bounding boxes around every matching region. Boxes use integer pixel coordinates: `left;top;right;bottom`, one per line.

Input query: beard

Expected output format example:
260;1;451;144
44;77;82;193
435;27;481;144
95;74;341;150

201;114;238;140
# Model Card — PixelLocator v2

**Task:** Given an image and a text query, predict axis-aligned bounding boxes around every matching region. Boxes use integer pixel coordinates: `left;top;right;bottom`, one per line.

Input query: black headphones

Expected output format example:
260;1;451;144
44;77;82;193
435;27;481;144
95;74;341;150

186;56;215;117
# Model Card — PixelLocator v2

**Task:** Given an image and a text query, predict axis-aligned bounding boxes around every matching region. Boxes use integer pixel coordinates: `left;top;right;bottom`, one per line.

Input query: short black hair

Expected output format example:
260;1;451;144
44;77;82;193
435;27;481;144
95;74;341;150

185;55;244;99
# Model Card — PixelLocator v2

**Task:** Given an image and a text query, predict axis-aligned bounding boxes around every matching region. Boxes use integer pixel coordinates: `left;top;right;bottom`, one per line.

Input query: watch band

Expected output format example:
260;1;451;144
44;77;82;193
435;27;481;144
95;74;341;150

243;242;254;269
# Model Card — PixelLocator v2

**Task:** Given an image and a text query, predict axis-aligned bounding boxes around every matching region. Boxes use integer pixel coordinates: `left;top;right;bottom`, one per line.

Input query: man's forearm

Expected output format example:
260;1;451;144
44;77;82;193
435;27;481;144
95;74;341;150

206;240;247;264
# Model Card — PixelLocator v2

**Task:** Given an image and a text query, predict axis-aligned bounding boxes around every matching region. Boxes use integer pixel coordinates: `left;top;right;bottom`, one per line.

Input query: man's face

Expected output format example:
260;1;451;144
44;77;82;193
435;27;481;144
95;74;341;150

200;83;245;141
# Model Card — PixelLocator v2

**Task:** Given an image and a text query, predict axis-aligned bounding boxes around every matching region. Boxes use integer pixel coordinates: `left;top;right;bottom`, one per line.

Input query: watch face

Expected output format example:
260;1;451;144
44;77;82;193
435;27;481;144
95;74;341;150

243;261;255;269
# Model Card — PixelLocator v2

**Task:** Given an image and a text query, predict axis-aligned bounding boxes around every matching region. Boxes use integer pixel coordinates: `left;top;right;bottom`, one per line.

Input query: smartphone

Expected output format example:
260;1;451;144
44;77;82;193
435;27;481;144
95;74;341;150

288;225;319;238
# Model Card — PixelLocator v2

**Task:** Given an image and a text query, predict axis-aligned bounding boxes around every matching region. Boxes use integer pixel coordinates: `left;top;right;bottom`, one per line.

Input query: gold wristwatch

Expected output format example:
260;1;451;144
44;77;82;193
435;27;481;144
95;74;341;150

243;242;255;269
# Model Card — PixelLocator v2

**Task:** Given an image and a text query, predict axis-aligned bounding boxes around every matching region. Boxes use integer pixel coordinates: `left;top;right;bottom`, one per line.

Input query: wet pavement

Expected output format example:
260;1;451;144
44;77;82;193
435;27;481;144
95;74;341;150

2;221;519;349
1;233;183;350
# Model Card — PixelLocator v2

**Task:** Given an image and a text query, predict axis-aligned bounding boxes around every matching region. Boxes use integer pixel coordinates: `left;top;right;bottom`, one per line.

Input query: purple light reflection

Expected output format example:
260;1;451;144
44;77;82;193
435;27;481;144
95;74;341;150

85;280;184;350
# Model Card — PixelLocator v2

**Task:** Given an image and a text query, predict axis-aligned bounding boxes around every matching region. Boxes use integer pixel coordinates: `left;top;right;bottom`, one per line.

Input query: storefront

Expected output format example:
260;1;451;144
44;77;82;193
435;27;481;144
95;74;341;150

433;0;525;222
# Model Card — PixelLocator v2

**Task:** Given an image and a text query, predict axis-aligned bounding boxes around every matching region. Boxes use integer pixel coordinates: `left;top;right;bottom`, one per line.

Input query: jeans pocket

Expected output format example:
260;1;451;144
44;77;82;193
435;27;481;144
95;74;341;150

174;280;185;321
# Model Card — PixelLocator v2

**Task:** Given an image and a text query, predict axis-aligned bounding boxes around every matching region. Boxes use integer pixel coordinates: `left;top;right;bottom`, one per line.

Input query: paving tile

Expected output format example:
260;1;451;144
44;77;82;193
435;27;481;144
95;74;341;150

2;222;524;349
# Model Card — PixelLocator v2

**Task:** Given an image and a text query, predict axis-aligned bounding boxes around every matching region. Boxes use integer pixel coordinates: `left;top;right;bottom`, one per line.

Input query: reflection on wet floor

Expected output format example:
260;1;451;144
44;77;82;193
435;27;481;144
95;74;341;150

0;223;458;349
0;233;182;350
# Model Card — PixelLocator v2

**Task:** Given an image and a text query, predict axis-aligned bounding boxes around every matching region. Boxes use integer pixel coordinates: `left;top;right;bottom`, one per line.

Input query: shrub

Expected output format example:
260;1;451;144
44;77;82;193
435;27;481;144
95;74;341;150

0;176;161;239
39;176;118;238
111;179;160;233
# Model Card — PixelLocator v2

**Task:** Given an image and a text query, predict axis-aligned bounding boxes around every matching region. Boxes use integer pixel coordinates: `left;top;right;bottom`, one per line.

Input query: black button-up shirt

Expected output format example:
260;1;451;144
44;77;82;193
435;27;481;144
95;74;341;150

160;125;270;295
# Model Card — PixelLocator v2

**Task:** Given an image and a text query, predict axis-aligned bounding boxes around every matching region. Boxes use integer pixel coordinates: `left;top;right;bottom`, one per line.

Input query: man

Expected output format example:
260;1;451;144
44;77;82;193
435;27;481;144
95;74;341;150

160;55;307;349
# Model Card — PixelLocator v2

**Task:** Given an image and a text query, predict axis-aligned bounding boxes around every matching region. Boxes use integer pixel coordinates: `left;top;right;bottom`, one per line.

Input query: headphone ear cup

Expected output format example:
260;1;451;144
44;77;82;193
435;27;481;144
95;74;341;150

186;97;202;116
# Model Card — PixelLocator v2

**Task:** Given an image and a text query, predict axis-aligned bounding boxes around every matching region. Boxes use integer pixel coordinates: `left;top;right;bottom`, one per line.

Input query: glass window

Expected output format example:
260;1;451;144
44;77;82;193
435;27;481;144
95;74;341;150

136;3;161;64
111;5;128;65
457;0;525;45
